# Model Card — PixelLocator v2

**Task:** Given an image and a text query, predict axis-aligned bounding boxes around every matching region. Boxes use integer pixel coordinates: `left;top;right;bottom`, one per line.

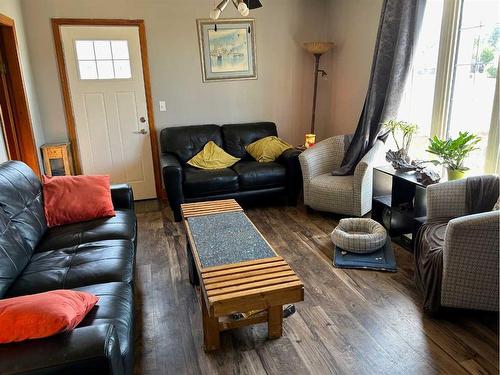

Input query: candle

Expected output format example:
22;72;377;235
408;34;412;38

305;134;316;148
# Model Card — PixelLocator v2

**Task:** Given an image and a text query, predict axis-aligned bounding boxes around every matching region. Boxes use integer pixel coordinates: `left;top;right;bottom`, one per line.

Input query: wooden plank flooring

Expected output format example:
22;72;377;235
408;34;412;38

133;200;499;375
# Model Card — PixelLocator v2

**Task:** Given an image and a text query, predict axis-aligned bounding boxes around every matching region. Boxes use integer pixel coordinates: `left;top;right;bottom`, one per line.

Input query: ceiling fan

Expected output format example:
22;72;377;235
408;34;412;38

209;0;263;20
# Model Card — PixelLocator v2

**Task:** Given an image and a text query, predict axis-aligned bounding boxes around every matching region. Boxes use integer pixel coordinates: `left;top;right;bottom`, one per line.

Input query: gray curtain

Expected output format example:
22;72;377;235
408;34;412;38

333;0;425;176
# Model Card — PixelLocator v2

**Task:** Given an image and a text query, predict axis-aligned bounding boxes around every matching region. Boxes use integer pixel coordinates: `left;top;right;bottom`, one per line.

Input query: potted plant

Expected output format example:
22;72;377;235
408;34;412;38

382;120;419;168
426;132;481;180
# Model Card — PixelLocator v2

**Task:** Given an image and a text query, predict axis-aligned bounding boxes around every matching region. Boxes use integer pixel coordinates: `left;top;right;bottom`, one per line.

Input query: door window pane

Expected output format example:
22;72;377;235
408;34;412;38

93;40;112;60
111;40;130;59
447;0;499;173
96;60;114;79
113;60;132;79
75;40;132;80
78;60;98;80
75;40;95;60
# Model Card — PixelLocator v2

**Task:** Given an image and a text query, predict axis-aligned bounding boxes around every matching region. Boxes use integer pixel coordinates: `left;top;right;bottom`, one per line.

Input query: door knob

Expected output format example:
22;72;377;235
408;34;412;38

134;129;148;135
139;117;147;123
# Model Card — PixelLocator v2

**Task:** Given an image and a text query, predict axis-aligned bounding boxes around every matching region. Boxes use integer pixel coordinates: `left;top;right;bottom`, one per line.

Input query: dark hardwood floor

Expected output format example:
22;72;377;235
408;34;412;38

133;200;499;375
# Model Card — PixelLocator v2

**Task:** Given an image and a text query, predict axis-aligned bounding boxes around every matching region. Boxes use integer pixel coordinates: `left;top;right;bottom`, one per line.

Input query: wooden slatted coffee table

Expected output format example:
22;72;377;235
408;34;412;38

181;199;304;351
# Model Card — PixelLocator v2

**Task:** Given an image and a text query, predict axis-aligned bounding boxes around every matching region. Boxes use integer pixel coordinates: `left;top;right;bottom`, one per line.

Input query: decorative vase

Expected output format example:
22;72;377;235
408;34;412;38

447;168;466;180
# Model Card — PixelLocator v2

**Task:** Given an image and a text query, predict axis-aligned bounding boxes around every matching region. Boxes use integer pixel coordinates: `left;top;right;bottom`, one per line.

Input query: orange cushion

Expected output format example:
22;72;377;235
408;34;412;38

42;175;115;227
0;290;99;343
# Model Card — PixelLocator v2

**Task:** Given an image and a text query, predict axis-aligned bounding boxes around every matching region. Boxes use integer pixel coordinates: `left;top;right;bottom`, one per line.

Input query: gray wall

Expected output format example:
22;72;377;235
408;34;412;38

0;0;45;164
319;0;383;139
20;0;332;147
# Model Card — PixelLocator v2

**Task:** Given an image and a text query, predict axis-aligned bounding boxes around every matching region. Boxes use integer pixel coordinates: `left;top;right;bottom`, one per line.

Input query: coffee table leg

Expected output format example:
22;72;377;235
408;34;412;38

268;305;283;339
201;295;220;351
186;240;199;286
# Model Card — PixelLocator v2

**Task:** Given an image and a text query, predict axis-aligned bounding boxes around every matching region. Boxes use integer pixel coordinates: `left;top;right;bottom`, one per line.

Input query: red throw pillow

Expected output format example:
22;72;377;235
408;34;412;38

42;175;115;227
0;290;99;343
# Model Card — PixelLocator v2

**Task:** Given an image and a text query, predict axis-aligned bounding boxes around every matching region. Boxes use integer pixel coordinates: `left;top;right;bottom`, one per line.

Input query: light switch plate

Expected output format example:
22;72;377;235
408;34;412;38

159;101;166;112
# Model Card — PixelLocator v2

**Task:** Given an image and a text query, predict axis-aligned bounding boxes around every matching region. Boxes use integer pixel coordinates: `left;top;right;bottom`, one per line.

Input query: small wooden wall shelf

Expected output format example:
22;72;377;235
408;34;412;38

41;143;74;176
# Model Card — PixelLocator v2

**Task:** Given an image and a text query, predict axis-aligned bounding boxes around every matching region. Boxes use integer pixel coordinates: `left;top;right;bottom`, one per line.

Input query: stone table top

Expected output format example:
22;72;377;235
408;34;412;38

187;211;276;268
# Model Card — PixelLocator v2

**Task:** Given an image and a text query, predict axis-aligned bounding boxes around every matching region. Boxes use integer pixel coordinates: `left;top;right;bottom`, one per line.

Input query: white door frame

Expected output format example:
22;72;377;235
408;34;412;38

52;18;162;199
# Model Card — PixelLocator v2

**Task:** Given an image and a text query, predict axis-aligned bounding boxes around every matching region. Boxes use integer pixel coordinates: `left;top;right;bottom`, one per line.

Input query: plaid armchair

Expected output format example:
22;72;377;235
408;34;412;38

421;177;500;311
298;135;385;216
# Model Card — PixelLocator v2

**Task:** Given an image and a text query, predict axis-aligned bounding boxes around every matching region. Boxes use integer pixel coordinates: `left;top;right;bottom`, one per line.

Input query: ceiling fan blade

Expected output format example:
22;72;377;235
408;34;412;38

244;0;263;10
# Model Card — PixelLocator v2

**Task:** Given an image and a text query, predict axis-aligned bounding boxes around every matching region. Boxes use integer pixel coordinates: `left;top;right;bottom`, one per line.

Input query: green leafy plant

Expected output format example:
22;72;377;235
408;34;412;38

382;120;419;153
480;47;495;65
487;65;497;78
426;132;481;171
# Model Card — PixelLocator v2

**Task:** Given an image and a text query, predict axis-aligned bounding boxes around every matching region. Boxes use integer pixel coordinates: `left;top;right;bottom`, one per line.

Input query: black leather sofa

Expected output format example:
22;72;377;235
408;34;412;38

160;122;302;221
0;161;137;375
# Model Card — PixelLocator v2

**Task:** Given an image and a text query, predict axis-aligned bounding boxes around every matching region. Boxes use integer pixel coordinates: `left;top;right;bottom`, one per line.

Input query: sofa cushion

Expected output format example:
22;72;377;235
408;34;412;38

36;209;136;253
0;289;99;344
245;136;292;163
187;141;240;169
42;175;115;228
74;282;133;370
6;239;135;297
232;161;286;190
160;124;222;164
183;166;239;198
221;122;278;159
0;161;47;252
0;211;31;298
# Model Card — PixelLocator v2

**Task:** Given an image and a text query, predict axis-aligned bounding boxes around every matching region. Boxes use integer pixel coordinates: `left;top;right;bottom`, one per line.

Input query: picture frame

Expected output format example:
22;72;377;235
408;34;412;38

197;18;257;82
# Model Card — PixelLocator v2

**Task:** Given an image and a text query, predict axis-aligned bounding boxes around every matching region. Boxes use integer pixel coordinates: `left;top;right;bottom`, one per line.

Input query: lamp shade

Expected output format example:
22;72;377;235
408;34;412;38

303;42;334;55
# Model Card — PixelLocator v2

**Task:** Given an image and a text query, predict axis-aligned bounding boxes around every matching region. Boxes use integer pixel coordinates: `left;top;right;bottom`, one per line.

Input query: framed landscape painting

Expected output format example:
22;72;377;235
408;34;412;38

197;19;257;82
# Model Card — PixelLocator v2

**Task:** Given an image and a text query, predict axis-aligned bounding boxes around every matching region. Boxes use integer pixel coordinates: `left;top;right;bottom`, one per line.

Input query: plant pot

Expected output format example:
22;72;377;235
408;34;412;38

447;168;466;180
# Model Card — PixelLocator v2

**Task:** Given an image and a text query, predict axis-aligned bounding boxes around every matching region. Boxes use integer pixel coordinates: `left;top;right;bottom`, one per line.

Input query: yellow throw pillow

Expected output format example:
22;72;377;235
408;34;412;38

245;136;292;163
187;141;240;169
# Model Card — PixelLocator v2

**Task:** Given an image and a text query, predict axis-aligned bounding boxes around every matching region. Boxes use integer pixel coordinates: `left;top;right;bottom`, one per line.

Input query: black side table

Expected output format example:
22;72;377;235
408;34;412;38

371;165;429;251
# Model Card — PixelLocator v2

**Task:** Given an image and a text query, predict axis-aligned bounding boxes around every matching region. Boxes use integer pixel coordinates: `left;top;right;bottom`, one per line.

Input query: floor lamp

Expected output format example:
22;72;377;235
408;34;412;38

303;42;334;147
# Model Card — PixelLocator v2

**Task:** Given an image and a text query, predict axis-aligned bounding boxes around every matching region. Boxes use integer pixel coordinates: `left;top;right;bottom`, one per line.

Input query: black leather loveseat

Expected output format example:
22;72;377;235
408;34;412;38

0;161;137;375
160;122;302;221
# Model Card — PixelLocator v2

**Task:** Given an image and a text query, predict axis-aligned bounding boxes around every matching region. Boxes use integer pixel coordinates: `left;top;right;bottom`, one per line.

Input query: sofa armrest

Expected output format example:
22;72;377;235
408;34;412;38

427;179;467;220
110;184;134;210
0;324;124;375
353;140;385;215
161;153;184;221
441;211;500;311
277;148;302;204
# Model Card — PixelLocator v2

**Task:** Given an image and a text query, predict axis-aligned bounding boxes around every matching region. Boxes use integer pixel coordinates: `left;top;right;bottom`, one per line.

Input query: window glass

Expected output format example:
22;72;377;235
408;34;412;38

111;40;130;59
114;60;132;79
75;40;94;60
75;40;132;80
78;60;98;80
96;60;114;79
446;0;499;173
396;0;444;161
93;40;112;60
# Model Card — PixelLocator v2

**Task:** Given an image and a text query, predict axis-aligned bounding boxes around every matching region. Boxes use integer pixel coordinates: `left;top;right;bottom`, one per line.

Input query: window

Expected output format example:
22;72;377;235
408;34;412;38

75;40;131;80
396;0;444;161
397;0;499;174
446;0;499;172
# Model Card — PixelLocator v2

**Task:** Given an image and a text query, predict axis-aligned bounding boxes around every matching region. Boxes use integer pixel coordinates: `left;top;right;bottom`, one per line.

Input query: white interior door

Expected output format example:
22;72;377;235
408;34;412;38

61;25;156;200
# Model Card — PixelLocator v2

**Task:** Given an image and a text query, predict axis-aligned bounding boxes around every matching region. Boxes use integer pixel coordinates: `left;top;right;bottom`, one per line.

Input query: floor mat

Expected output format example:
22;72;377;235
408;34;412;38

333;241;397;272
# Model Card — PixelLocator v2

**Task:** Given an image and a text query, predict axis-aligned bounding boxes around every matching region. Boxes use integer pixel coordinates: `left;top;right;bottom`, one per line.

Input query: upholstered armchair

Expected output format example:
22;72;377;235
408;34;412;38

415;176;500;312
299;135;385;216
